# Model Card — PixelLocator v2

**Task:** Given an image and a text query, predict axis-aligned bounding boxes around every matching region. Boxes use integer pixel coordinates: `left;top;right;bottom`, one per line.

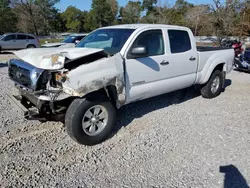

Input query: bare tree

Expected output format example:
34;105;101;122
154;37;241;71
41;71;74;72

151;0;173;24
185;5;209;36
11;0;40;35
209;0;240;44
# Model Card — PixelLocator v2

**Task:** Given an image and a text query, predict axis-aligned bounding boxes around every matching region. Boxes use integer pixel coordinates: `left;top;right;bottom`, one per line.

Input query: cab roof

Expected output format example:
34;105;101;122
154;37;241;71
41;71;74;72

101;24;189;30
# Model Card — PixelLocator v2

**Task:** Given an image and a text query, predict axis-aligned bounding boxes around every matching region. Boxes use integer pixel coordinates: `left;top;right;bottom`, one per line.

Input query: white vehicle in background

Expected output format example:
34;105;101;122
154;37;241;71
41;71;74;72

41;33;88;48
8;24;234;145
0;33;39;53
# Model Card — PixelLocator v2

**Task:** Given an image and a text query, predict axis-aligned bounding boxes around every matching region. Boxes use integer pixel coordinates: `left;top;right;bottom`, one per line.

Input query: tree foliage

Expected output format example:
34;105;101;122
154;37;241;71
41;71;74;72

91;0;114;27
10;0;60;35
35;0;60;35
2;0;250;40
61;6;87;32
120;1;141;24
0;0;17;34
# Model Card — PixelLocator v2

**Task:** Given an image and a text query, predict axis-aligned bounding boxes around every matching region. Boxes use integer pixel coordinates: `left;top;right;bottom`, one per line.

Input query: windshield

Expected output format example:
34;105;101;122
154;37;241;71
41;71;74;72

62;35;81;43
76;29;135;55
0;35;5;40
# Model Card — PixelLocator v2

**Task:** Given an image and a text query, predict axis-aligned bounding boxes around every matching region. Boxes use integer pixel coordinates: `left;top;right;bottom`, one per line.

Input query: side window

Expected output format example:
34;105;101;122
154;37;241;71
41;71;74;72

17;34;27;40
76;36;84;41
168;30;191;53
27;35;35;40
4;34;16;41
130;30;164;57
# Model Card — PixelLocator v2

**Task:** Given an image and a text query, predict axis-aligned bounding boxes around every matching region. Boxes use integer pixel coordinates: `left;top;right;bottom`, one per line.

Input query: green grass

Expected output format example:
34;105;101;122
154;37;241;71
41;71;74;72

39;38;63;45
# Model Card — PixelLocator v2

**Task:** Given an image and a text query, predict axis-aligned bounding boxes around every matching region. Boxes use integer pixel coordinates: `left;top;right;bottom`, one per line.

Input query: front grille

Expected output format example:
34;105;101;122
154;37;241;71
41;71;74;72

9;63;32;88
8;59;44;90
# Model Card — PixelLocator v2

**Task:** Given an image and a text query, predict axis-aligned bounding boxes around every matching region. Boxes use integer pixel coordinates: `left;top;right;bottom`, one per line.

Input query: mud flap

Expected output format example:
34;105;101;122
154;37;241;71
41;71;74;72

222;71;226;91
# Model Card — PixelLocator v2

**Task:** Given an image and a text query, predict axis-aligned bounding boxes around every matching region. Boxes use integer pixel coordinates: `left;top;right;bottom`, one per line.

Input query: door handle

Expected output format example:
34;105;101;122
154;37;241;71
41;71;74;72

160;60;169;66
189;57;196;61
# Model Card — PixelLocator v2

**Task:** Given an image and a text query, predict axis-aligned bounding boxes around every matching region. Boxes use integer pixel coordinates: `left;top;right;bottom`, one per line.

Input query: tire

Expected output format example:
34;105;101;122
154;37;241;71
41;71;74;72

65;97;116;145
201;70;224;99
26;44;36;48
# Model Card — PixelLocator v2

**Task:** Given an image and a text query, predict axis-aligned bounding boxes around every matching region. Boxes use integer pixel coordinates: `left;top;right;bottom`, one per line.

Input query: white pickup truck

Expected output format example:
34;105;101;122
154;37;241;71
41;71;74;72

8;24;234;145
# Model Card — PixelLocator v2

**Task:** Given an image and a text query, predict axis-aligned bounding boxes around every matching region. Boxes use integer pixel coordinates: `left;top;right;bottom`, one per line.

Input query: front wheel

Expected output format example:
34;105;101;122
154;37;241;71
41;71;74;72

201;70;224;99
65;97;116;145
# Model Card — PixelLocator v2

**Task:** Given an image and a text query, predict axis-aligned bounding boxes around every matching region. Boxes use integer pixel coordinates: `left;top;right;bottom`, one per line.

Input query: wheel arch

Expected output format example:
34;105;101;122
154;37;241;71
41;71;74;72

26;44;36;48
72;85;120;109
201;61;226;85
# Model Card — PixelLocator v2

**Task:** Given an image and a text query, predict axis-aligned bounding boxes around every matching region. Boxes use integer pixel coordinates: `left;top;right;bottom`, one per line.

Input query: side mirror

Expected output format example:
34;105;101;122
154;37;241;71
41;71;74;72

129;46;148;58
75;40;80;44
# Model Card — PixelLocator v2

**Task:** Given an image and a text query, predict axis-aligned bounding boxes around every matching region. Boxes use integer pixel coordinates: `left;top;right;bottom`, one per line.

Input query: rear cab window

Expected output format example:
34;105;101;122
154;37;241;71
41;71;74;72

168;30;191;53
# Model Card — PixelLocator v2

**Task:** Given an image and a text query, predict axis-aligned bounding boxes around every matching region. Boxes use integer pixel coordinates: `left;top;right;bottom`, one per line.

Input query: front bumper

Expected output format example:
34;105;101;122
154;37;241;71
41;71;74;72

7;89;67;121
7;93;40;120
8;58;71;120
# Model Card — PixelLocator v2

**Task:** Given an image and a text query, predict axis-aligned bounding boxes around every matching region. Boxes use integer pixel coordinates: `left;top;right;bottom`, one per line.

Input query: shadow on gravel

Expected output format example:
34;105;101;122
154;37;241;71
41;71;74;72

113;86;199;135
224;79;232;89
220;165;249;188
0;62;8;68
0;51;13;55
112;79;232;136
233;68;250;74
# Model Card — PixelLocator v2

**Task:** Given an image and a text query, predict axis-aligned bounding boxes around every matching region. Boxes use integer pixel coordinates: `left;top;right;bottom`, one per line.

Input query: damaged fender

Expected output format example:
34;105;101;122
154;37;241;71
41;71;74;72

62;53;126;108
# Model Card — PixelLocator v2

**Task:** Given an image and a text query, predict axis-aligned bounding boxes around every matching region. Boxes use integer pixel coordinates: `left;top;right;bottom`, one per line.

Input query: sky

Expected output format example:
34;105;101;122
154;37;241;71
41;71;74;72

55;0;212;12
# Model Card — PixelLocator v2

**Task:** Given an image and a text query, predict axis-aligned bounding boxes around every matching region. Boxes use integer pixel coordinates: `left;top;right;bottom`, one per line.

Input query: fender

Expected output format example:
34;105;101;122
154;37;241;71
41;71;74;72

62;53;126;108
197;54;230;85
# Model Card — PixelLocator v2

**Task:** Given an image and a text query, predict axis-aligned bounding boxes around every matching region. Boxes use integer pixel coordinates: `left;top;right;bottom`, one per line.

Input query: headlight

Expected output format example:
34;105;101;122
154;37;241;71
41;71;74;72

55;72;67;83
42;54;65;70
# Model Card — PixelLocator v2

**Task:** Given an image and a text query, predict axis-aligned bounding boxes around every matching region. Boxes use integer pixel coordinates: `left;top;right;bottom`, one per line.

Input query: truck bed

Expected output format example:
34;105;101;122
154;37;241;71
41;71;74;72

196;47;234;81
197;46;231;52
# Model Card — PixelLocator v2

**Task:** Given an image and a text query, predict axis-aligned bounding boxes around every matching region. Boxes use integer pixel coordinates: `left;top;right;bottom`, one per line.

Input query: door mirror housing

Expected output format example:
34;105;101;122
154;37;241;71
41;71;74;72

75;40;80;44
129;46;148;58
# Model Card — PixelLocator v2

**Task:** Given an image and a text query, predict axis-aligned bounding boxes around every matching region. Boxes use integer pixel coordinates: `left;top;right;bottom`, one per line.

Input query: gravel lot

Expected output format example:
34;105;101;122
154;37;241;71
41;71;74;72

0;53;250;187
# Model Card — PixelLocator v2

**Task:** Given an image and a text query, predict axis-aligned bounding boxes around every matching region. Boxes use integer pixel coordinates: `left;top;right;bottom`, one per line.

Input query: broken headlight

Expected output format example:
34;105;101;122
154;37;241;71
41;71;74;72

54;72;67;83
42;54;65;70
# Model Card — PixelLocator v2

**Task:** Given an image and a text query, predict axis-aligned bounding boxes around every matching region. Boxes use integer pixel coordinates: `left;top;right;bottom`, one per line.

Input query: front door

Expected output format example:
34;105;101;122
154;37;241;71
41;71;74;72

124;29;168;103
1;34;17;50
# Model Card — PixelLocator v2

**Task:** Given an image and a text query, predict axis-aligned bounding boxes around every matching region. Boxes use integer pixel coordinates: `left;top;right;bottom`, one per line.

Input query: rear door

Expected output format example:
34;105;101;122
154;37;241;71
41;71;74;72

162;29;198;88
16;34;28;49
1;34;17;49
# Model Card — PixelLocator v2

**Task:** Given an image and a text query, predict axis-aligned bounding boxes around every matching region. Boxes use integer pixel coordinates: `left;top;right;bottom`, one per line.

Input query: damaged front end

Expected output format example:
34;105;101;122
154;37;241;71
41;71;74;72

8;48;126;119
8;58;71;119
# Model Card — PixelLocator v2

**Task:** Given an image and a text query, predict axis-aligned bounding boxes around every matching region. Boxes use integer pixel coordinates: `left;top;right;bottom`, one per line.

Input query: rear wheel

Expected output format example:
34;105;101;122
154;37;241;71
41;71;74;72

65;97;116;145
26;44;36;48
201;70;224;99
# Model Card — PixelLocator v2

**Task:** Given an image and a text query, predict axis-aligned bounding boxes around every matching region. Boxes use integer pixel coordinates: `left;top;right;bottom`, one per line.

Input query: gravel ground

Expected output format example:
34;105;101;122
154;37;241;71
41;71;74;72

0;52;16;63
0;53;250;187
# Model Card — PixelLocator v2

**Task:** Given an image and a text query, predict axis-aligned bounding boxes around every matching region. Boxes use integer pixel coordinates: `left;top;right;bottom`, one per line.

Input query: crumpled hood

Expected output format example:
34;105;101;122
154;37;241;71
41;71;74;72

41;42;66;47
13;47;104;70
